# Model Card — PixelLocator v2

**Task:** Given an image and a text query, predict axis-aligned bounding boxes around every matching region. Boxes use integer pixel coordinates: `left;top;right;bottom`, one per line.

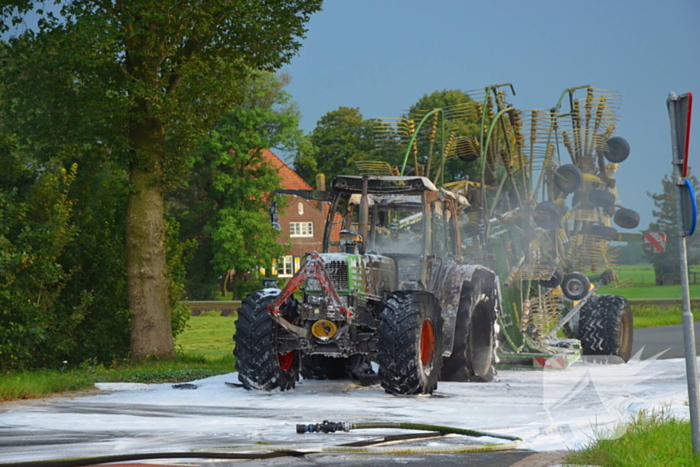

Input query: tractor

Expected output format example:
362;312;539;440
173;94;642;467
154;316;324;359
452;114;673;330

234;174;500;394
233;84;635;395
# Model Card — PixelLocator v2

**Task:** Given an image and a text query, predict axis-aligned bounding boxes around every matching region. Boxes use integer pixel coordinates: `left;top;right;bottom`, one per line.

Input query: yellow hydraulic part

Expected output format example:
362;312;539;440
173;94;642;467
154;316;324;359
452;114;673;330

311;319;338;340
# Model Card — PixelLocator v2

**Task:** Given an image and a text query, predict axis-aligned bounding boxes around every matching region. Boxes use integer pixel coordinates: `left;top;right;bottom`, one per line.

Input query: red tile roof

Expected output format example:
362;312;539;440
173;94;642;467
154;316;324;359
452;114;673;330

261;149;313;190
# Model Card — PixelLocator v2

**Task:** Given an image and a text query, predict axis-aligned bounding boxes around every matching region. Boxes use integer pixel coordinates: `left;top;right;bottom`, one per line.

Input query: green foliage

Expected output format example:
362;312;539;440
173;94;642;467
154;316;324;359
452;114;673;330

566;408;700;467
406;89;480;183
168;72;300;299
647;174;700;283
294;106;380;183
165;217;195;337
0;162;76;370
1;0;322;360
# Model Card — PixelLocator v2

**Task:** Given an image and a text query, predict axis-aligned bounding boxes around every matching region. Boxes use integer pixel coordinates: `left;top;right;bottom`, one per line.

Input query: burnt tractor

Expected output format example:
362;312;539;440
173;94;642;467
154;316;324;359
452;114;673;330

234;84;635;395
234;175;500;394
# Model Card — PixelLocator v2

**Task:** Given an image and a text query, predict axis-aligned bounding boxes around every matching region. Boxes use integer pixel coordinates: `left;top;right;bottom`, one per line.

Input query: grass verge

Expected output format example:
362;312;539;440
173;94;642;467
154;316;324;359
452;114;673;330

565;409;699;466
0;354;234;403
633;303;699;329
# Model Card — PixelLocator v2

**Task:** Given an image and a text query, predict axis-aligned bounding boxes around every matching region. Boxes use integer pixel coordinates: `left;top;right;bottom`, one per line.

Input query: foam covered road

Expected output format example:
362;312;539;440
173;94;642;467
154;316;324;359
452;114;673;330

0;352;693;465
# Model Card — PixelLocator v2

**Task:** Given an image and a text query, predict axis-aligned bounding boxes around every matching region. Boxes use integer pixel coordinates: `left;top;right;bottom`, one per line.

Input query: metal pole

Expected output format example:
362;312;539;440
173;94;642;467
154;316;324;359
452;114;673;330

668;91;700;453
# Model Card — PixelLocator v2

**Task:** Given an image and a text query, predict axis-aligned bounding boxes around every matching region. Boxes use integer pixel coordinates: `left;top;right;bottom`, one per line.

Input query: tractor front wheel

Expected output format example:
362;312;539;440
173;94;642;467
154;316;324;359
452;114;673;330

233;290;299;390
378;292;443;395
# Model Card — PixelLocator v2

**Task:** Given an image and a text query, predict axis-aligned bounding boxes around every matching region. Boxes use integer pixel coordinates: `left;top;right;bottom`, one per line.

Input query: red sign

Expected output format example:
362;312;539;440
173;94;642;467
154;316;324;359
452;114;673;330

643;232;667;253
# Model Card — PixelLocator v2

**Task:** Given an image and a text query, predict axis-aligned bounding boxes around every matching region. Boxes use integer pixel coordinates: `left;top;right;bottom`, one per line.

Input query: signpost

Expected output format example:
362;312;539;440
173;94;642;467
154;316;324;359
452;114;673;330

667;91;698;453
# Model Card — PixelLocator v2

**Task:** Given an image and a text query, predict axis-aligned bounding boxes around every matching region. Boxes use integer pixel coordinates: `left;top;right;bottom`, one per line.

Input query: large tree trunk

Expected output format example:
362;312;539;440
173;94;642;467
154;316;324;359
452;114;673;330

126;113;175;361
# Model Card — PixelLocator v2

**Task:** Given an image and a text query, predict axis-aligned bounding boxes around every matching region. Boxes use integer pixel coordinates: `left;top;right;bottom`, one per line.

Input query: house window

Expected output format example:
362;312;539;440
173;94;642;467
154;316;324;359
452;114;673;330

290;221;313;237
279;256;294;277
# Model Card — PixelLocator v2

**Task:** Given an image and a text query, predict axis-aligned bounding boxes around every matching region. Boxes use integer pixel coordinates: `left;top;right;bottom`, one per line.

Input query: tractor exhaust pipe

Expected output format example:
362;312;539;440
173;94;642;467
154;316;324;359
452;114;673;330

358;176;369;254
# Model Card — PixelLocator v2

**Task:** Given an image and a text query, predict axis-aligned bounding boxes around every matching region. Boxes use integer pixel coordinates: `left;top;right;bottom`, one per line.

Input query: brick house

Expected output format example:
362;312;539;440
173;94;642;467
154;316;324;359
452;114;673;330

262;150;330;278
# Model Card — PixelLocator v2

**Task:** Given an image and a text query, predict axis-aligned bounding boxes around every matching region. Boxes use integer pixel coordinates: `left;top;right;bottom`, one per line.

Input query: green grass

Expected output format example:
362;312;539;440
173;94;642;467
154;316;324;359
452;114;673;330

633;303;700;328
0;312;237;403
599;263;700;298
0;354;233;402
174;311;237;360
566;409;700;466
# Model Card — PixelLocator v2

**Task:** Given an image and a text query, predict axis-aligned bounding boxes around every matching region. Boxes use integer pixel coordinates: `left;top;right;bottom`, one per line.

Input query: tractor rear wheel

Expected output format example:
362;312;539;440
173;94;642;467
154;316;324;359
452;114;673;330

233;290;299;390
378;292;443;395
577;294;633;362
441;275;497;382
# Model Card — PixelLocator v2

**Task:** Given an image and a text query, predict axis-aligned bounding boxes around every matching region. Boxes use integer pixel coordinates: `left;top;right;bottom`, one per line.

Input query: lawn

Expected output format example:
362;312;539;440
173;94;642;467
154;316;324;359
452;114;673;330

175;311;236;360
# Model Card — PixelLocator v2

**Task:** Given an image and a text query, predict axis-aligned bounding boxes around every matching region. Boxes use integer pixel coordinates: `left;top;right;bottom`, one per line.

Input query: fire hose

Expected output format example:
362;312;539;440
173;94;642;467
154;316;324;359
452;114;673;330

0;420;522;467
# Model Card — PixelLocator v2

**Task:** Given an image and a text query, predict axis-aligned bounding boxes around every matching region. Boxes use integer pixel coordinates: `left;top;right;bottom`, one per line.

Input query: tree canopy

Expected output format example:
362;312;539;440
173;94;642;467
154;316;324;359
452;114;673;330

169;72;301;300
294;106;379;184
0;0;323;361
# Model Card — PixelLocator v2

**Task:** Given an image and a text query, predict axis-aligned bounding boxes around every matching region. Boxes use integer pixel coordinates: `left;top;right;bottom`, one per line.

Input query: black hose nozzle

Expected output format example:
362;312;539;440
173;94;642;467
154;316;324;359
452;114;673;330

296;420;350;434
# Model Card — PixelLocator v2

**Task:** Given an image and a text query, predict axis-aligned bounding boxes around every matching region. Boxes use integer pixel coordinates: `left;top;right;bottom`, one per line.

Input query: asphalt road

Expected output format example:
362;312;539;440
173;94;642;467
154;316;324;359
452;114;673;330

0;324;689;467
632;321;700;359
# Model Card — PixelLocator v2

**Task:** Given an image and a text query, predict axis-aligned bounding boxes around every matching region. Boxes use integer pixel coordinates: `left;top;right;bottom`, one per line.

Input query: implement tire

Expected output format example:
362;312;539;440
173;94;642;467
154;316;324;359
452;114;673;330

233;290;299;391
378;292;443;395
577;294;633;362
441;273;498;382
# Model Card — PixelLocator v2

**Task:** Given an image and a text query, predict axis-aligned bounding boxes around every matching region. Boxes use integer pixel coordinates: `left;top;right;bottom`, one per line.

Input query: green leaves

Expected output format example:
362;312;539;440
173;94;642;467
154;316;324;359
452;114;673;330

294;106;379;183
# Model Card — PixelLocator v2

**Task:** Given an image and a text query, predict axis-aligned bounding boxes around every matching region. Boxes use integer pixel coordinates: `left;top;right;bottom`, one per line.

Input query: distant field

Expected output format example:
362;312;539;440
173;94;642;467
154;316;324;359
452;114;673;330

598;263;700;298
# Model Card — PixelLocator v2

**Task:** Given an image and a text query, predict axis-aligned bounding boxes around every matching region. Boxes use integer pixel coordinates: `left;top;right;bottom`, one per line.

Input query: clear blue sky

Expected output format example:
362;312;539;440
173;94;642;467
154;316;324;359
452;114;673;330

282;0;700;231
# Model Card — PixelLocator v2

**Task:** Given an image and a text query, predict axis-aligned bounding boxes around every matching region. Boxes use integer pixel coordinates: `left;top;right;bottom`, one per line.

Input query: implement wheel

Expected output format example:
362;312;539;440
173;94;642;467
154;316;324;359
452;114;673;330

577;294;633;362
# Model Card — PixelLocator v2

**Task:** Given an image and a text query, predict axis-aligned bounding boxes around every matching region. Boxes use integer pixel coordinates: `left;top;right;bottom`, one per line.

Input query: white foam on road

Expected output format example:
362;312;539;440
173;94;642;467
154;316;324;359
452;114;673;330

0;354;693;462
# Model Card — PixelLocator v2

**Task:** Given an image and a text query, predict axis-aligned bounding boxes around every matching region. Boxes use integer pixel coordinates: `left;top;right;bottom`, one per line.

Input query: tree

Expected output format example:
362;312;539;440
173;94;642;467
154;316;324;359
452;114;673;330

0;1;322;360
169;72;301;299
647;174;700;284
405;89;480;183
294;107;379;184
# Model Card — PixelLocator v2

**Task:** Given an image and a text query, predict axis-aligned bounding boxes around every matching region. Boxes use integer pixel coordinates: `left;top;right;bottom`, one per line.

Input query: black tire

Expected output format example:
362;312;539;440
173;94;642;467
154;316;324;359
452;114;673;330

577;294;633;362
301;355;349;380
561;272;591;301
614;208;640;229
233;290;299;391
588;189;616;209
553;164;583;194
589;224;618;241
534;201;563;230
603;136;630;163
456;137;479;163
537;261;564;288
441;275;497;382
378;292;443;395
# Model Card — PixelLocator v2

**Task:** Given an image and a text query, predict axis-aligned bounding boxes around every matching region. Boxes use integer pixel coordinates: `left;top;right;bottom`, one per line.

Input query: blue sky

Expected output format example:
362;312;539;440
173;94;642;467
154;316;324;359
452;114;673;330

282;0;700;231
3;1;698;231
